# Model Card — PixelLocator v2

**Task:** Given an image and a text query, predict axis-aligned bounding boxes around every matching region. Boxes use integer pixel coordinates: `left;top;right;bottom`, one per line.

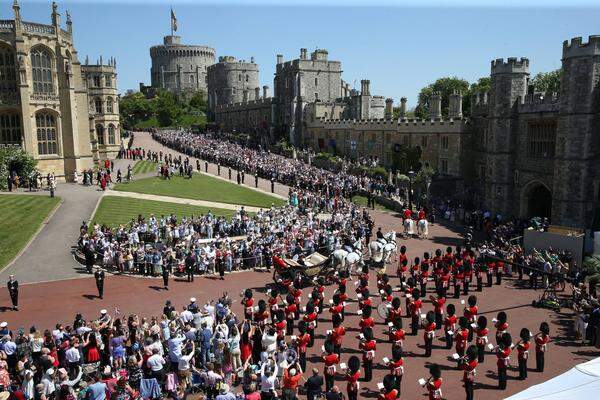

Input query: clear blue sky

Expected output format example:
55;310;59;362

6;1;600;105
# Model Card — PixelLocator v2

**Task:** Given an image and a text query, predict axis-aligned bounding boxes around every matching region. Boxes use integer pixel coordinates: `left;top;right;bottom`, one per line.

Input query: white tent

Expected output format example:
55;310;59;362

506;357;600;400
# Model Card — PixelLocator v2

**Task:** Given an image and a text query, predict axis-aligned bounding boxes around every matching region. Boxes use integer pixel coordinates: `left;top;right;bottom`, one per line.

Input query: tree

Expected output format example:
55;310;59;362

531;69;561;93
463;77;491;117
0;147;37;190
415;77;470;119
155;90;182;127
391;146;422;174
119;91;153;129
188;91;207;112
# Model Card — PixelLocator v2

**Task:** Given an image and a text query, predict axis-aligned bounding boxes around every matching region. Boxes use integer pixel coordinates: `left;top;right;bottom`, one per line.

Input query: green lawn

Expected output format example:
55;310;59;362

352;195;397;212
0;194;60;269
91;196;238;227
114;174;285;208
132;160;157;175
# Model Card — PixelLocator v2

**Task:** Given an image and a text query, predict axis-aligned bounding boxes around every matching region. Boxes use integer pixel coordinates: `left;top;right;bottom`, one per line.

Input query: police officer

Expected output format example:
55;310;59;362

204;161;208;172
270;177;275;193
185;251;195;282
162;262;170;290
255;174;259;188
94;267;105;299
7;275;18;311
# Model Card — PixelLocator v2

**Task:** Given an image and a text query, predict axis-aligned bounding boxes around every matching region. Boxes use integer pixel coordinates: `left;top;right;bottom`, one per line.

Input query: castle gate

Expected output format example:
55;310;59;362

524;182;552;219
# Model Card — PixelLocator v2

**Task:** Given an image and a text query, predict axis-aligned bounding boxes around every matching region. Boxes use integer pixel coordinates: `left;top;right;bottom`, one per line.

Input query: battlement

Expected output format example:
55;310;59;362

490;57;529;74
313;116;465;131
218;56;237;63
562;35;600;58
214;97;274;111
82;56;117;71
519;91;560;113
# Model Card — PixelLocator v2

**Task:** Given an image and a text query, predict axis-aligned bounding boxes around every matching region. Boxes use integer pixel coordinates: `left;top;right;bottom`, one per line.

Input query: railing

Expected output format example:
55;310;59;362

23;21;56;36
30;93;59;103
0;20;14;31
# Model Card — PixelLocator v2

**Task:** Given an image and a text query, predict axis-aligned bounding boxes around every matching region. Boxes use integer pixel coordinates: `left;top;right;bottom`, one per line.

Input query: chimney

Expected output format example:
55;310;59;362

429;92;442;120
360;79;370;96
254;87;260;100
385;98;393;119
276;54;283;64
250;56;255;63
300;48;307;60
399;97;407;119
263;85;269;99
448;90;463;119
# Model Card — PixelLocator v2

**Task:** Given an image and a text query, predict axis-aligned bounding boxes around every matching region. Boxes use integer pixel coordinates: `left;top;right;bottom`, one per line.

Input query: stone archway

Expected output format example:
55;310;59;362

525;183;552;219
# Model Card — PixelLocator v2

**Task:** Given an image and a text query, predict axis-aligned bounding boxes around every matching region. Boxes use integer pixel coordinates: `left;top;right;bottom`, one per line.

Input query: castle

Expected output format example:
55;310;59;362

206;38;600;230
0;1;121;180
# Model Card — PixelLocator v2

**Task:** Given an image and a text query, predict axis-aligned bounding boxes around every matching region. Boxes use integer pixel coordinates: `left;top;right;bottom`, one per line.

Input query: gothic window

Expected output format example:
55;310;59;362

238;74;241;82
31;47;53;94
95;97;103;114
96;124;104;145
441;136;449;149
36;112;58;155
189;75;194;84
106;97;113;113
0;46;17;96
402;135;409;146
315;77;318;86
108;124;116;145
527;121;557;158
441;159;448;174
0;113;21;146
105;74;112;87
92;75;101;87
421;136;428;148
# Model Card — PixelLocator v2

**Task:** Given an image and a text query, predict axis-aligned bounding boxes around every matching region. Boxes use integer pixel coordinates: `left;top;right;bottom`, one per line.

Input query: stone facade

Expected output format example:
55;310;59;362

214;98;275;145
145;35;215;97
207;56;260;108
0;1;121;181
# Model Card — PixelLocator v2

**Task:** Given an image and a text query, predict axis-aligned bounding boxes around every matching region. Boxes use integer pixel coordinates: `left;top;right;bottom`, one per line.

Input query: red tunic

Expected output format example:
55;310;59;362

460;360;478;382
323;353;339;376
496;347;511;368
444;315;457;332
432;297;446;315
455;328;468;352
464;306;478;322
379;389;399;400
517;342;530;361
535;334;549;353
359;317;375;332
389;329;406;346
296;333;310;353
388;358;404;376
360;340;376;362
332;326;346;346
346;371;360;394
427;378;443;400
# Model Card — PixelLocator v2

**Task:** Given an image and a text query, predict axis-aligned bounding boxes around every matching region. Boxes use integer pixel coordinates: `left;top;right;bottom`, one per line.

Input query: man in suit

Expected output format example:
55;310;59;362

7;275;18;311
94;267;105;299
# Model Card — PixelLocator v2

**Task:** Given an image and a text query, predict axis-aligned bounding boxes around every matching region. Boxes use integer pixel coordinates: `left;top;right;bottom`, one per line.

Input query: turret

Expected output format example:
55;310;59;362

385;98;393;119
399;97;407;119
277;54;283;64
490;57;529;115
254;87;260;100
263;85;269;99
428;92;442;120
300;48;307;60
448;91;463;119
360;79;370;96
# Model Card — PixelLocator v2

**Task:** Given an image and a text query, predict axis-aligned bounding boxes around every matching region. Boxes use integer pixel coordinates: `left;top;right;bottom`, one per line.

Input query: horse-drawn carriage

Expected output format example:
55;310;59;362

272;252;338;287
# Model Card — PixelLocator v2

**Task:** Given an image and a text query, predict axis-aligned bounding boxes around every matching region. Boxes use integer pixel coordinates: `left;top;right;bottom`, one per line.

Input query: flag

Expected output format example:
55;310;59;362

171;7;178;32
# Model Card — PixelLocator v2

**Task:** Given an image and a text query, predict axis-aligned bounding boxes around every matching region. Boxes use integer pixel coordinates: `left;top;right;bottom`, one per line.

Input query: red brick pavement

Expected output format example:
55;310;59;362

0;217;596;400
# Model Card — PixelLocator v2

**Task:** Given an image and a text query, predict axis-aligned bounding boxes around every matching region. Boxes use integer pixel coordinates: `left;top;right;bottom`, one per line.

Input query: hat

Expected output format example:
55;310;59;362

57;368;68;377
0;322;6;328
100;309;107;315
45;368;55;375
190;297;196;302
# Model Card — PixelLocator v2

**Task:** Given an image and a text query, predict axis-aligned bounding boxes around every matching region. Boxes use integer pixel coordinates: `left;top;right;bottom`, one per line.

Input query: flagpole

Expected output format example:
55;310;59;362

170;7;173;36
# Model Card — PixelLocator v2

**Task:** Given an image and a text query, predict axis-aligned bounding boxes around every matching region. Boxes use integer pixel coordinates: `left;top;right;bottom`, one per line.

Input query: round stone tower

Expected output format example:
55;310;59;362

207;56;260;109
149;35;215;95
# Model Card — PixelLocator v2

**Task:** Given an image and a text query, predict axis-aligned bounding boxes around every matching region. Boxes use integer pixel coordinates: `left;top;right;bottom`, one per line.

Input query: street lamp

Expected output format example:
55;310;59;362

408;170;415;210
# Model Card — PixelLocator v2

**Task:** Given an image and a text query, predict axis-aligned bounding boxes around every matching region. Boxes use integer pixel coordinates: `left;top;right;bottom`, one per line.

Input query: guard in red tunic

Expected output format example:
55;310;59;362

336;283;348;322
268;288;280;318
444;303;457;349
535;321;550;372
397;246;408;282
494;311;509;346
290;281;303;320
439;266;451;298
517;328;531;380
378;374;399;400
358;289;373;311
284;293;297;335
322;340;339;392
408;288;422;336
385;346;404;395
303;302;318;346
331;313;346;357
425;364;443;400
253;299;269;327
388;297;403;329
359;305;375;334
459;345;478;400
295;321;311;372
241;289;254;320
316;277;326;314
411;256;421;278
430;293;446;331
475;316;489;363
346;356;361;400
464;295;478;341
274;309;287;341
455;316;469;359
329;293;344;322
360;327;376;382
496;332;512;390
454;262;465;299
443;246;454;265
422;311;436;357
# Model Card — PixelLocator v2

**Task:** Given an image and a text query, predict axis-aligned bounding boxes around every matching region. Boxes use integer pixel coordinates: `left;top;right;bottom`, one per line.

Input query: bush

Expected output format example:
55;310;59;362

583;255;600;276
0;147;37;190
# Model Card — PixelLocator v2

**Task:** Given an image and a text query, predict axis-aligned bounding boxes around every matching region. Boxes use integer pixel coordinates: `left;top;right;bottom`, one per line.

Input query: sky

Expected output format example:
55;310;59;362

5;0;600;105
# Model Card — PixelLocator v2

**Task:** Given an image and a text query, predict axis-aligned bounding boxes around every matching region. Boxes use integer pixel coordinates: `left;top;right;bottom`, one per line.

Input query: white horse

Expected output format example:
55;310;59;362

403;219;415;239
368;231;397;265
332;240;363;275
417;219;429;239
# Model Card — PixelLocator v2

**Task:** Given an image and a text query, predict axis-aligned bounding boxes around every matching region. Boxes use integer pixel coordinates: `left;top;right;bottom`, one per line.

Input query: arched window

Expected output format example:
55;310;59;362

105;74;112;87
31;47;54;94
0;113;21;146
0;46;17;97
108;124;116;145
96;124;104;145
95;97;103;114
36;111;58;155
245;74;249;82
106;97;113;113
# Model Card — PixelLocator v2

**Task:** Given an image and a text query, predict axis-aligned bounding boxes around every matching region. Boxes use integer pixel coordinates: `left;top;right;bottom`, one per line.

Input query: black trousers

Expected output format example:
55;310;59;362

435;313;443;331
162;273;169;288
348;390;358;400
286;318;294;335
445;331;453;349
96;283;104;298
363;359;373;382
487;273;493;287
498;365;507;390
325;373;335;392
476;276;483;291
187;270;194;282
496;271;502;285
395;375;402;396
299;351;306;372
536;352;545;372
425;336;433;357
9;290;18;308
308;328;315;346
477;344;485;363
519;358;528;379
465;379;474;400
